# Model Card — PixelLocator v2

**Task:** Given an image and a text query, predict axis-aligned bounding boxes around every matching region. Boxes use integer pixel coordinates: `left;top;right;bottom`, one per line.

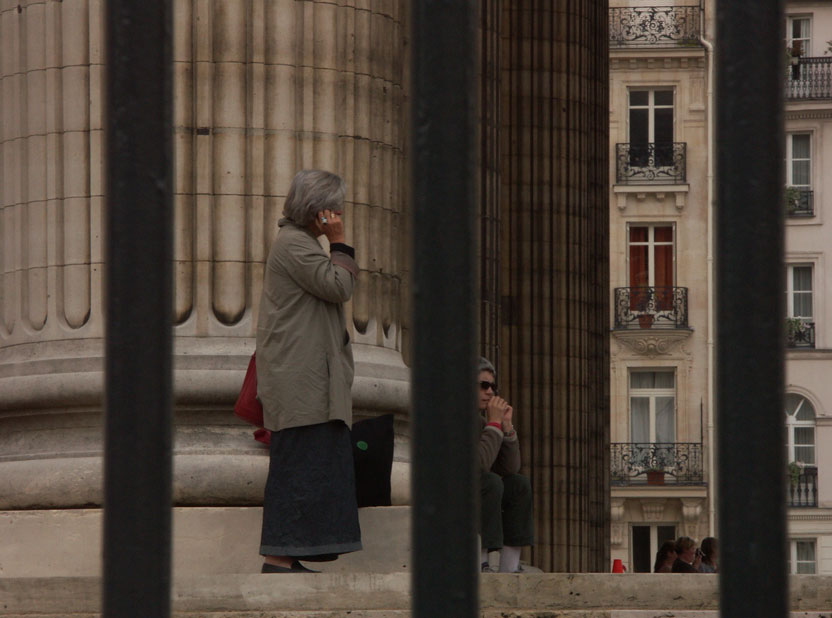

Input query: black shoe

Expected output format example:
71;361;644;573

290;560;320;573
261;562;294;573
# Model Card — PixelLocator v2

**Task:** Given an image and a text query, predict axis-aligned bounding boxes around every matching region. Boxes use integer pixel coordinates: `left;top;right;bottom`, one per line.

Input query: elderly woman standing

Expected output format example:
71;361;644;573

256;170;361;573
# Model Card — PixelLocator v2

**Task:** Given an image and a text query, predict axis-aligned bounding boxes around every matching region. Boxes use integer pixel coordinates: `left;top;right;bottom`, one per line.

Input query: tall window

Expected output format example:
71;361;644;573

787;133;811;188
786;265;813;319
787;16;811;56
629;225;675;310
630;371;676;444
788;539;816;574
785;394;815;465
629;89;674;167
632;524;676;573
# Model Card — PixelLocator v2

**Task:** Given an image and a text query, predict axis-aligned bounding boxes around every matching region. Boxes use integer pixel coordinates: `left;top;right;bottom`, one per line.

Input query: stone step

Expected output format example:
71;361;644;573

1;573;830;617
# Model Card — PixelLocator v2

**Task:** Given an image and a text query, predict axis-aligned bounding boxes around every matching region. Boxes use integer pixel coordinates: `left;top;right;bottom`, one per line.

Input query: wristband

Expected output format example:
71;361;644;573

486;421;502;430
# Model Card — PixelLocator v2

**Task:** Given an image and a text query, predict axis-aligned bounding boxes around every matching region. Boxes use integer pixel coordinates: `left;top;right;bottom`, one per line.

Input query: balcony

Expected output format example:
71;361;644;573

786;318;815;348
614;286;688;330
611;442;704;486
786;57;832;100
615;142;687;184
788;466;818;507
609;6;701;48
786;188;814;217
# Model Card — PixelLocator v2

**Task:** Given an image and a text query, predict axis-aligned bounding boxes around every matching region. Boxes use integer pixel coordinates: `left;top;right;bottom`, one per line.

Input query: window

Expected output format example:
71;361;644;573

632;524;677;573
787;16;811;56
788;539;816;574
629;225;675;311
630;371;676;444
787;133;811;188
629;89;674;167
785;394;815;465
786;265;813;319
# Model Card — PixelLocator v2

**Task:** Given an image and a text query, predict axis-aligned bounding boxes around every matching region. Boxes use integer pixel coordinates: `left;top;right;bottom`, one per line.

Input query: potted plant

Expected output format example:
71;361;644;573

785;317;804;345
638;313;654;329
785;186;801;215
646;467;665;485
788;461;804;487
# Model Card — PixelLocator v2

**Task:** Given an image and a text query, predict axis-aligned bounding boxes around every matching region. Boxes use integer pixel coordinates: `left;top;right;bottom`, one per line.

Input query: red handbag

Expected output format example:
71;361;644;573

234;353;271;445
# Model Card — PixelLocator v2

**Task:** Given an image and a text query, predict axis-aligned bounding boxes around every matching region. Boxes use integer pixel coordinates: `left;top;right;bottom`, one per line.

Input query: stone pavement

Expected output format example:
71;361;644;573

2;573;831;617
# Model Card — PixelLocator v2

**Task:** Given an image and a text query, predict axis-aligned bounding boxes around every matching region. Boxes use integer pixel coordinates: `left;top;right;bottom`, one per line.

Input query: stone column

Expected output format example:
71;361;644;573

497;0;610;572
0;0;409;512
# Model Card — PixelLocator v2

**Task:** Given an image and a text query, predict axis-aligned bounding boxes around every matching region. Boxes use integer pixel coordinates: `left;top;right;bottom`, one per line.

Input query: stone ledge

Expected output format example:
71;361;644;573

2;574;831;616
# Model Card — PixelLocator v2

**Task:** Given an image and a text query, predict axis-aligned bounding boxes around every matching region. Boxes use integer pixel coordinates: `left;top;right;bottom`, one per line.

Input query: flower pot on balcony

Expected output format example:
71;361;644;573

646;470;665;485
638;314;654;329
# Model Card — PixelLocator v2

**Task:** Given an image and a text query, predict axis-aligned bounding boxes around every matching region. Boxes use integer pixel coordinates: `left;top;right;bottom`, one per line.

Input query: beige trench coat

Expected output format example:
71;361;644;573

256;219;359;432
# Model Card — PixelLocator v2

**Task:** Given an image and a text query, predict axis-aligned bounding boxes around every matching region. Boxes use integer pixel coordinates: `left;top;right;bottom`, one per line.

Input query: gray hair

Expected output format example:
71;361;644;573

478;357;495;376
283;169;346;226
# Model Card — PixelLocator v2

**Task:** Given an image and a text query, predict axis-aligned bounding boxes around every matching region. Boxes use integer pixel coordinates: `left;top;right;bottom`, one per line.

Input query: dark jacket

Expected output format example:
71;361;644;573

478;415;521;475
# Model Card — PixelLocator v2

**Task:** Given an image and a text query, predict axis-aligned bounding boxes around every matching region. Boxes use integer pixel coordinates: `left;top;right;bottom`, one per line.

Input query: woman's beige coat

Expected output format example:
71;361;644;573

256;219;359;432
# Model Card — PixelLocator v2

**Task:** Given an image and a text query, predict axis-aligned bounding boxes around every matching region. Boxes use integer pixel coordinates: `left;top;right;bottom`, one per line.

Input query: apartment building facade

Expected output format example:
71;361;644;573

609;0;832;574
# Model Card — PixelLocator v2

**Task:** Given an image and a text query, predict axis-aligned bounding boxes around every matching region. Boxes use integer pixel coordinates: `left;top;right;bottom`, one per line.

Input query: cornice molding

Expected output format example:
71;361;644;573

785;108;832;120
610;55;706;72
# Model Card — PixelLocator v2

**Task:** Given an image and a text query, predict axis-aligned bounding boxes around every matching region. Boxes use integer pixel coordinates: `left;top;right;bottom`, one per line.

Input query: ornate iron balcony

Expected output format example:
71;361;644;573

786;57;832;100
609;6;701;47
786;188;814;217
614;286;688;330
616;142;686;184
788;466;818;507
611;442;704;486
786;319;815;348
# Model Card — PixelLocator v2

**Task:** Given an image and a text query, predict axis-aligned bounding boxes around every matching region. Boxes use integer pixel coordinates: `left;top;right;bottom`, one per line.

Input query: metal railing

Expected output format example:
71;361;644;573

786;57;832;100
786;188;814;217
788;466;818;507
615;142;687;184
609;6;701;47
614;286;689;329
786;319;815;348
611;442;704;485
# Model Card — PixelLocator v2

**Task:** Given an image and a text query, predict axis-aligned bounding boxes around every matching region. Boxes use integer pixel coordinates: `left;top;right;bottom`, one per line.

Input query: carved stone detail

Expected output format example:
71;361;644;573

611;499;626;546
613;331;692;357
641;499;668;522
680;497;704;539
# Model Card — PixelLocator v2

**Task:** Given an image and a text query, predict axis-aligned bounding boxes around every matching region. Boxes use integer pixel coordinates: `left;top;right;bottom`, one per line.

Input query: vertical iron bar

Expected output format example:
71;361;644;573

411;2;478;617
103;0;174;616
716;2;787;617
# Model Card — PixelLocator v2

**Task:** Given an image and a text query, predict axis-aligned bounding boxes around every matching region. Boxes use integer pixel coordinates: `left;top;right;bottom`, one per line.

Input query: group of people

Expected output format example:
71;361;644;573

255;169;534;573
654;536;719;573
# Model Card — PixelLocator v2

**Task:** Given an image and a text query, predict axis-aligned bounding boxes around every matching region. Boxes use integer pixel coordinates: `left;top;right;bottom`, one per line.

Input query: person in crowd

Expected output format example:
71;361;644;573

653;539;678;573
671;536;702;573
477;357;534;573
256;170;361;573
697;536;718;573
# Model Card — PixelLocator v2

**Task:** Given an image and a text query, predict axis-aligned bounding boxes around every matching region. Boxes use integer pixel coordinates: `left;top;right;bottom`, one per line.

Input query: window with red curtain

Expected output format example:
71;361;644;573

628;225;674;311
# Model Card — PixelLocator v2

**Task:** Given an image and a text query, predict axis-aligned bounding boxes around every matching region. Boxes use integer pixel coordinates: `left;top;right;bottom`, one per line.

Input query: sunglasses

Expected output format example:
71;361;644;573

479;380;497;392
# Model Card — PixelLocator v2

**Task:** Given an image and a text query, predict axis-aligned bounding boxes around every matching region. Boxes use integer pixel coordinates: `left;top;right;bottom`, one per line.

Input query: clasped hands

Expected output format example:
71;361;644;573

486;396;514;434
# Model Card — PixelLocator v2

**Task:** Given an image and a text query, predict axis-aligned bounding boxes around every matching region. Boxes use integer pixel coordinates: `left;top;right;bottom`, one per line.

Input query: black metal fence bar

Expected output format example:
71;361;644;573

411;2;478;617
717;1;788;616
788;467;818;507
613;286;689;329
785;320;815;348
609;6;701;47
103;0;174;616
786;57;832;100
615;142;687;184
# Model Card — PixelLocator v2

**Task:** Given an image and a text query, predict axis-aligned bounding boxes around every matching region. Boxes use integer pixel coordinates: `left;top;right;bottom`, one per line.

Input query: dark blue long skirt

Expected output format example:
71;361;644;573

260;420;362;558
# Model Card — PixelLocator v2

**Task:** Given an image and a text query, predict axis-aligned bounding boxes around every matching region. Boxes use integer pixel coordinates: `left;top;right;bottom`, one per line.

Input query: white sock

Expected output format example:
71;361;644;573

498;545;522;573
481;549;489;566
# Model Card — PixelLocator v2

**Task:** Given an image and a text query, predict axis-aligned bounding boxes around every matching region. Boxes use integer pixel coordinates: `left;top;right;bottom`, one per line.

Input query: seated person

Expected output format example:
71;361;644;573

477;357;534;573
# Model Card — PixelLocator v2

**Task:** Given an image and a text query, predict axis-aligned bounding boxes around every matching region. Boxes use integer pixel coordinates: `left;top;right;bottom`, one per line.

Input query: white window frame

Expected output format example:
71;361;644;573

627;224;676;288
629;370;676;443
787;16;812;56
786;264;813;319
628;88;675;143
631;523;677;573
786;133;812;188
788;538;816;574
785;394;816;465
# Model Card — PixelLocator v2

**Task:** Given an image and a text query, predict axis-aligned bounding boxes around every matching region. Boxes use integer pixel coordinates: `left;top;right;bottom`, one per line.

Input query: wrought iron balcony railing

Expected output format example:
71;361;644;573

786;188;814;217
786;57;832;100
609;6;701;47
788;466;818;507
616;142;686;184
614;286;688;330
786;319;815;348
611;442;704;486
